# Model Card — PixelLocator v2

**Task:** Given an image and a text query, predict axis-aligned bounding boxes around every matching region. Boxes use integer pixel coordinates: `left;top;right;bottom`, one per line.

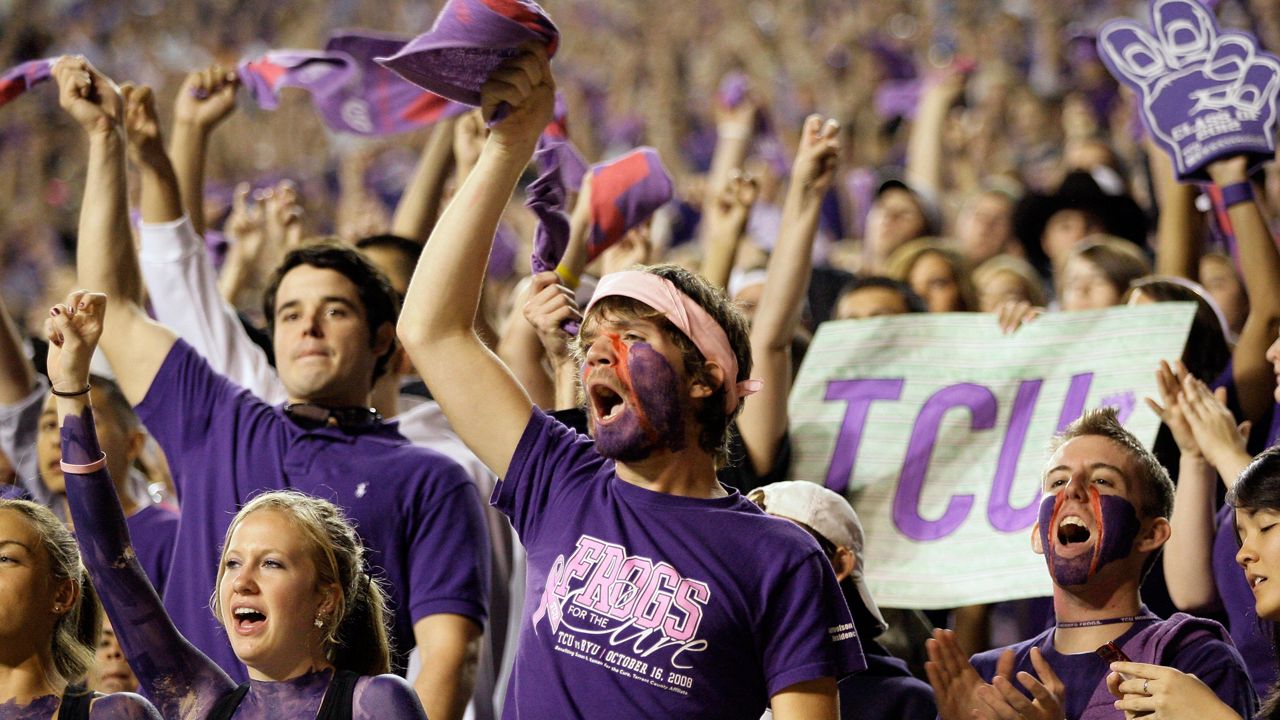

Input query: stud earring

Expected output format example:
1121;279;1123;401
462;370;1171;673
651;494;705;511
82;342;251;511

314;614;324;629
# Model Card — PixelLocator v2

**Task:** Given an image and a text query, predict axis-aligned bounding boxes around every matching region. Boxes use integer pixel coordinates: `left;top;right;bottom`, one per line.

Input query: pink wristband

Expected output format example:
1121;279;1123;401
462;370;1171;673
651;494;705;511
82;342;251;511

60;453;106;474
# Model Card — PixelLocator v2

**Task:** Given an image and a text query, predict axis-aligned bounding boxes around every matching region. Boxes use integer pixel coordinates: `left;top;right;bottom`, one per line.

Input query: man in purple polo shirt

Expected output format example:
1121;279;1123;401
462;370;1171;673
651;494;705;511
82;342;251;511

56;57;488;720
926;408;1255;720
397;49;863;719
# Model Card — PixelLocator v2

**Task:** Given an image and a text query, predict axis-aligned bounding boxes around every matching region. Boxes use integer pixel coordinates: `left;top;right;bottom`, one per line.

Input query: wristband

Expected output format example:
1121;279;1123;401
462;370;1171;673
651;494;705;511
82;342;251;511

555;263;580;290
1219;181;1254;208
50;383;91;398
60;453;106;474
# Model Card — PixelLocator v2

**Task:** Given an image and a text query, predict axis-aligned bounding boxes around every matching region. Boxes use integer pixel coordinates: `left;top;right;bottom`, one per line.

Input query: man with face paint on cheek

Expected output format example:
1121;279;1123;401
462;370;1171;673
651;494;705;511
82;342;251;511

397;48;866;720
926;408;1256;720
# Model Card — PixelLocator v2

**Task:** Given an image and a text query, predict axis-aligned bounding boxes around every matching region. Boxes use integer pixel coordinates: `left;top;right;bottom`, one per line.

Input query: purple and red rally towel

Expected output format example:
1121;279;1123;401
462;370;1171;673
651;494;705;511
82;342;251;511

375;0;559;115
587;148;673;261
238;31;467;136
0;58;55;110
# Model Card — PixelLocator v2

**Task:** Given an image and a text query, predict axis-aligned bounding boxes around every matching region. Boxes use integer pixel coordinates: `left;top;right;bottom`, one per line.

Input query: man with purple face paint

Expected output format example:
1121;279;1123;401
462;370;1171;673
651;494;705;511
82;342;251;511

397;48;864;719
926;408;1255;720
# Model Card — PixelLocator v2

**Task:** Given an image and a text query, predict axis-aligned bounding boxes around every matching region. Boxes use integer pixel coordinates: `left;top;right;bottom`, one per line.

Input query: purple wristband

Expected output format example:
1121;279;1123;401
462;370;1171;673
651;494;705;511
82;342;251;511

1219;181;1254;208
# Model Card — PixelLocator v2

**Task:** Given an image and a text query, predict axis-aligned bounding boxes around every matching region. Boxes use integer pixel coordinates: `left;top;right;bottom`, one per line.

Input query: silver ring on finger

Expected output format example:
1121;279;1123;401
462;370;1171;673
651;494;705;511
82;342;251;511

1143;679;1150;694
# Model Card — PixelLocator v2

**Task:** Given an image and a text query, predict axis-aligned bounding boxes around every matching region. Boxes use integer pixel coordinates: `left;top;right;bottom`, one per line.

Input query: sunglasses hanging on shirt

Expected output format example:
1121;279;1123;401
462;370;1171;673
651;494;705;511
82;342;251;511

284;403;382;431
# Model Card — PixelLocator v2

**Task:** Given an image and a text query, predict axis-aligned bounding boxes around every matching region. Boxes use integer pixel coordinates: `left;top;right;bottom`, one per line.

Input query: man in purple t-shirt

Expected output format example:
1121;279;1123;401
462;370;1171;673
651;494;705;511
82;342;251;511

61;59;488;720
926;408;1255;720
397;49;864;719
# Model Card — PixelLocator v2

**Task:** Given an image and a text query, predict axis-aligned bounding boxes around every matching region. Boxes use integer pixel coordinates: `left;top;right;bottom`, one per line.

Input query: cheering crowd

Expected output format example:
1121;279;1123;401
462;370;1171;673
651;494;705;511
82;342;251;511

3;0;1280;718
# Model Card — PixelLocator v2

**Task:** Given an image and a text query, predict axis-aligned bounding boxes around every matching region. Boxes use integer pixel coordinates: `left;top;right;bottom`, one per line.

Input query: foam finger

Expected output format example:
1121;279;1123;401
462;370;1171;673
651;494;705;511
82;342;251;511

1154;0;1215;67
1237;56;1280;112
1100;23;1167;85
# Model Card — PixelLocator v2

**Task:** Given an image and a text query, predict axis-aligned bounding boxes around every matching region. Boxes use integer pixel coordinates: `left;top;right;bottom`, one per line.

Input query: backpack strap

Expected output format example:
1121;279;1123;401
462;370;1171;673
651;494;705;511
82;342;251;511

56;690;96;720
205;684;252;720
316;671;361;720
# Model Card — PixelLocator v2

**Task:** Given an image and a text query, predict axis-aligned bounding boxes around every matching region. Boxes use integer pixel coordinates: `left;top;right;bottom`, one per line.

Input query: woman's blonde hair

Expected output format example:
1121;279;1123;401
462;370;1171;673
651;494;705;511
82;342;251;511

212;490;392;674
0;500;100;683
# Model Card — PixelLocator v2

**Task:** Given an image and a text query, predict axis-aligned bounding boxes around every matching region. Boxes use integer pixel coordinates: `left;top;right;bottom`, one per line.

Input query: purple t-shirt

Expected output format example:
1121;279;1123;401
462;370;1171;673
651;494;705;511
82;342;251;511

494;408;865;719
135;340;490;679
970;611;1256;720
1213;503;1277;695
125;502;179;594
839;646;936;720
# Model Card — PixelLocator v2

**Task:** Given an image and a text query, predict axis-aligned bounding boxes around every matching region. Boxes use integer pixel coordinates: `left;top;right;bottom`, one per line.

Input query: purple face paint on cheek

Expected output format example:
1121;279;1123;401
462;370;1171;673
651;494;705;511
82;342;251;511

1038;490;1141;587
591;341;686;461
626;343;686;452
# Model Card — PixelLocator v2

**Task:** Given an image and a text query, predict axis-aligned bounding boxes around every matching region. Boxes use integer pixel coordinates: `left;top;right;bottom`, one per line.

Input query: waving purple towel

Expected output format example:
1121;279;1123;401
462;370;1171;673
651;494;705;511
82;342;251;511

0;58;54;110
375;0;559;117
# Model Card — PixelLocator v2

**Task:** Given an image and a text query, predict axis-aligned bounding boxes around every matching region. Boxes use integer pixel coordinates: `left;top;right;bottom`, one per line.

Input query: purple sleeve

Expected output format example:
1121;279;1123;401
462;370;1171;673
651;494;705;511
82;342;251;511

492;408;603;543
760;549;867;696
408;476;490;624
1166;634;1258;718
61;407;236;718
352;674;427;719
133;340;265;499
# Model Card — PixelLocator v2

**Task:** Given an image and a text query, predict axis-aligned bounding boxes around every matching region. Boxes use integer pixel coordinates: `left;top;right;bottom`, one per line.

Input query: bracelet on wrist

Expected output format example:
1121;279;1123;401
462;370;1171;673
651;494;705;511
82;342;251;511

50;383;91;398
60;453;106;475
555;263;581;290
1218;181;1254;208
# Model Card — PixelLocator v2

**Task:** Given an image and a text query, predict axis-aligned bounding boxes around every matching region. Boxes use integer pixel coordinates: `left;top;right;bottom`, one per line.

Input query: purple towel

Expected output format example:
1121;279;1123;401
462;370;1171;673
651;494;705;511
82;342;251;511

239;33;466;136
587;148;673;262
527;135;572;275
0;58;54;110
375;0;559;116
325;30;470;131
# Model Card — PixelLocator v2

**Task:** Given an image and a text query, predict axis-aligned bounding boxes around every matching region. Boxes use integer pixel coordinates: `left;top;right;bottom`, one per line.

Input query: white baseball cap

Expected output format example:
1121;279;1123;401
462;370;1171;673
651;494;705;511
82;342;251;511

749;481;888;634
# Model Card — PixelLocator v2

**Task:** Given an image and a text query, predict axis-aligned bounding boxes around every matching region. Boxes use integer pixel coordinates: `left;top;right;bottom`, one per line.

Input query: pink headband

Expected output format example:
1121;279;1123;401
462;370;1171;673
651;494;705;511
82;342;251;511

585;270;762;412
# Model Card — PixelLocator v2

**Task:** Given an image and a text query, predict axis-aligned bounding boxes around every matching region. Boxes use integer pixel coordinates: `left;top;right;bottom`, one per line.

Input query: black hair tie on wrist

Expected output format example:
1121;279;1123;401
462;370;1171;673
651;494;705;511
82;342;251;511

50;383;92;398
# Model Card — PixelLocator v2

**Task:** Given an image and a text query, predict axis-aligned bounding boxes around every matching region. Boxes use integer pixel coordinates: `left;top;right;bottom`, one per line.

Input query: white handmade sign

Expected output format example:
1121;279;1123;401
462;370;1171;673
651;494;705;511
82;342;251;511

787;304;1196;608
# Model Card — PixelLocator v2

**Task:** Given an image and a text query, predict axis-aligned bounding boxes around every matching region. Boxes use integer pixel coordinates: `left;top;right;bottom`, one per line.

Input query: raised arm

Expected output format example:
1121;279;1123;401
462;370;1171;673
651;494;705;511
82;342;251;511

496;278;556;409
120;83;182;225
0;294;34;405
1149;362;1220;610
130;85;285;403
169;65;238;238
47;291;233;720
737;115;840;476
397;51;553;478
905;74;963;198
391;118;458;243
1209;156;1280;424
56;57;176;406
1149;140;1202;280
699;171;758;291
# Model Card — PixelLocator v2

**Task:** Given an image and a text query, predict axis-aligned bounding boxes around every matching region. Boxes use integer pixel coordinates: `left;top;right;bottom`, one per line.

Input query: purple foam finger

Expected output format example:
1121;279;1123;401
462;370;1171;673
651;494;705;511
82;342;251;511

1100;24;1167;86
1153;0;1215;67
1100;0;1280;181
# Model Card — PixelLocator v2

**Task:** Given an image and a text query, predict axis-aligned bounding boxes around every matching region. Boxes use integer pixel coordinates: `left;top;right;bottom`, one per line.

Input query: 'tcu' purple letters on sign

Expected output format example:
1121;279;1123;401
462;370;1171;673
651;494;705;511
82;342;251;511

893;384;996;541
822;379;905;494
822;373;1099;541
